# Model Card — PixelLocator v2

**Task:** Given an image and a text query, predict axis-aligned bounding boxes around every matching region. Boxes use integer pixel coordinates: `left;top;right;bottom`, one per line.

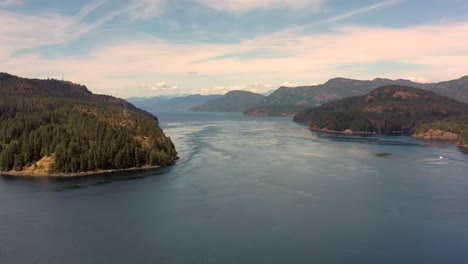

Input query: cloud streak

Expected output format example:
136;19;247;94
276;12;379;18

1;1;467;97
0;0;22;7
128;0;166;20
0;0;167;57
194;0;326;13
4;21;467;97
318;0;402;25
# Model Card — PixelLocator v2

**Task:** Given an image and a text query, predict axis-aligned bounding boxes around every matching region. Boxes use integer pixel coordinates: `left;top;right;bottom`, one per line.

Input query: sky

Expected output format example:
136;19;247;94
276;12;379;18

1;0;468;98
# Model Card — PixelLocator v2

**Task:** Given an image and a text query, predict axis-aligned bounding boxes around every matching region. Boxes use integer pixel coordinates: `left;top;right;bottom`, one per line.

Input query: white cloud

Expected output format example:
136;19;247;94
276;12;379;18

407;76;429;83
194;0;325;13
150;81;179;92
281;81;300;87
2;4;468;98
199;83;274;95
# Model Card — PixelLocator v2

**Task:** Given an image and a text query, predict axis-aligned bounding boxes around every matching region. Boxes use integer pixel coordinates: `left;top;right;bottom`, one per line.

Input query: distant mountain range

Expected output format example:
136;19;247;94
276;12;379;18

128;94;222;112
128;76;468;116
245;76;468;116
191;90;265;112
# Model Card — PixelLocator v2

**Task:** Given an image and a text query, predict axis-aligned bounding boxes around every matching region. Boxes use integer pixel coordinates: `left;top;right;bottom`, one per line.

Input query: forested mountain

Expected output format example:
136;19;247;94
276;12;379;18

128;94;222;112
191;90;265;112
429;76;468;102
244;76;468;116
0;73;178;176
293;85;468;146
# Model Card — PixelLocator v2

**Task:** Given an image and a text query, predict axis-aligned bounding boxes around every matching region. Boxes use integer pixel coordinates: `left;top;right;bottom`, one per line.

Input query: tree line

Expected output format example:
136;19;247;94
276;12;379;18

0;93;177;174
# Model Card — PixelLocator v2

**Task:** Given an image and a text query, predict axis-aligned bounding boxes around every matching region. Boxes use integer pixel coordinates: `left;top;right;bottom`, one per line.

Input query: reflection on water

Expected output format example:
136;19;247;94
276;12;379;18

315;131;423;146
1;111;467;264
1;167;172;192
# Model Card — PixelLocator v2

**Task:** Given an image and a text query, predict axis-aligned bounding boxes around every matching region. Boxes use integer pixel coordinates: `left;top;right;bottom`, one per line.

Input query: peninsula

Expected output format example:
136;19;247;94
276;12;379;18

0;73;178;177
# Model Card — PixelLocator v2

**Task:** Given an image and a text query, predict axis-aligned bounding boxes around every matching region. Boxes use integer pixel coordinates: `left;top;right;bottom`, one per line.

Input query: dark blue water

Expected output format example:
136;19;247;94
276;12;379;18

1;112;468;264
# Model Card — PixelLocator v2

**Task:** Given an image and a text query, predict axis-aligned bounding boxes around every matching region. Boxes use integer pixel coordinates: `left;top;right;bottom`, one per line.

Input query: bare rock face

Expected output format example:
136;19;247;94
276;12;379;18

414;129;459;140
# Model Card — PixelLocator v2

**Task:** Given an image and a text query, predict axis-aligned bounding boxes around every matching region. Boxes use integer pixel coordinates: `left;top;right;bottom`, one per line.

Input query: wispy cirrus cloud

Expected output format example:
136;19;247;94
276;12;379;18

0;0;23;7
4;21;468;97
1;1;467;98
0;0;168;57
318;0;402;25
0;0;108;54
194;0;326;13
128;0;166;20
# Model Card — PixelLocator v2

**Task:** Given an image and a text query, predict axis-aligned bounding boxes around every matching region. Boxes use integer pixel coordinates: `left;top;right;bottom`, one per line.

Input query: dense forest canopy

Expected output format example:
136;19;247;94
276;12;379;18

294;85;468;146
0;73;178;175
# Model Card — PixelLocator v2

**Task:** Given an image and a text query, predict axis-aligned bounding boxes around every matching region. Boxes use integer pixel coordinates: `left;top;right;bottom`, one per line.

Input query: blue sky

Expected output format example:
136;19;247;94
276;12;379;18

1;0;468;98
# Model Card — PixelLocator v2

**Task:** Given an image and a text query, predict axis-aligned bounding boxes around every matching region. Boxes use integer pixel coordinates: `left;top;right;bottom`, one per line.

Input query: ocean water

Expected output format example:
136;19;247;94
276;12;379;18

1;112;468;264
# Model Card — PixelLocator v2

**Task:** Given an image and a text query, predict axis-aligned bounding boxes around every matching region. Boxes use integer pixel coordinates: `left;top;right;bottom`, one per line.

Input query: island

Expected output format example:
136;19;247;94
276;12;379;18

191;90;265;112
293;85;468;147
0;73;178;177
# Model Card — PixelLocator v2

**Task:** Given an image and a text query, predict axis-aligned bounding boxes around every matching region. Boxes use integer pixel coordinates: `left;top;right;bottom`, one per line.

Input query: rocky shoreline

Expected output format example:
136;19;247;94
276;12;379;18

413;129;459;141
0;165;164;178
309;127;468;148
310;127;377;135
244;111;295;117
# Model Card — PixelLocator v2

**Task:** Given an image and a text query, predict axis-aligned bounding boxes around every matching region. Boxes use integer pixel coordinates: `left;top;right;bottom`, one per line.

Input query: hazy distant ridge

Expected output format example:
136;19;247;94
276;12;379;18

245;76;468;116
191;90;265;112
128;94;223;112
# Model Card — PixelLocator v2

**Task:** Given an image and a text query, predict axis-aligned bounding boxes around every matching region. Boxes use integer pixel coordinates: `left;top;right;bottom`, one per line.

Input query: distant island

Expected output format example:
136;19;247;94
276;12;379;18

293;85;468;147
191;90;265;112
128;94;222;112
0;73;178;177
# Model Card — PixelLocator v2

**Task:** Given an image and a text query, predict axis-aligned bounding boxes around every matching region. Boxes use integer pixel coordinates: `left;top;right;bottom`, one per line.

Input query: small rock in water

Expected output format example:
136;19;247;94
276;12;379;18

376;152;392;157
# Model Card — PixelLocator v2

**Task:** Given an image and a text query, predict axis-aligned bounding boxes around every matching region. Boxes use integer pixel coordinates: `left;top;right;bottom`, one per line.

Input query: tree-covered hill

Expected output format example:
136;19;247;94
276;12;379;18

0;73;178;176
256;78;428;108
244;75;468;116
191;90;265;112
293;85;468;145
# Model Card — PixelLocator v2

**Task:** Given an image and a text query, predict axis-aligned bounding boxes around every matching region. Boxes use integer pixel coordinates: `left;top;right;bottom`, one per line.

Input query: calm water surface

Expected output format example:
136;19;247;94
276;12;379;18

1;112;468;264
